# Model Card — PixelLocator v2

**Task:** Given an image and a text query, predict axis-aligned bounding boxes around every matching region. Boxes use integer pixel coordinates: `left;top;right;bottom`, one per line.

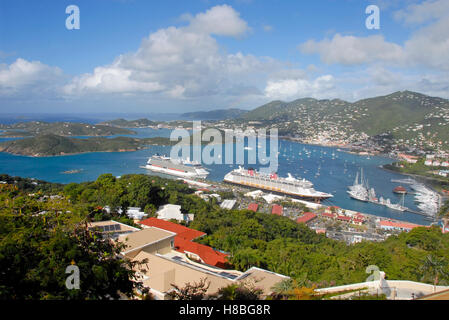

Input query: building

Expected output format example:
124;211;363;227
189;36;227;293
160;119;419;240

379;220;423;232
316;270;449;300
271;204;283;216
220;199;237;210
438;170;448;177
248;203;259;212
118;227;176;258
296;212;317;224
139;218;227;268
419;289;449;300
120;219;290;299
156;204;194;223
398;153;418;163
337;215;352;223
322;212;336;219
314;228;326;235
104;206;147;220
88;220;141;239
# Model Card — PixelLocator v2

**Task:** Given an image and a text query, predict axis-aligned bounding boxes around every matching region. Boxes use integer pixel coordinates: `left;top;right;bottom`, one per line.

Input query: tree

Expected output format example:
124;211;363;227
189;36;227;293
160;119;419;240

168;278;210;300
0;207;148;299
215;282;263;300
420;255;449;287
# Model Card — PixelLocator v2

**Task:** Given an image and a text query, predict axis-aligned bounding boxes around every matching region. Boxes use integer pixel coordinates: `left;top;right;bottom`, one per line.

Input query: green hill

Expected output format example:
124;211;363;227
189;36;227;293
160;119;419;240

181;108;248;120
0;134;174;157
236;91;449;150
0;121;135;137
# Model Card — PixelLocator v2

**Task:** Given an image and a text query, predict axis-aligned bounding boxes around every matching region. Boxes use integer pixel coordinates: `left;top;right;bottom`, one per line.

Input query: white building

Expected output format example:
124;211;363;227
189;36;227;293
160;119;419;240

104;206;148;220
156;204;194;223
220;199;237;210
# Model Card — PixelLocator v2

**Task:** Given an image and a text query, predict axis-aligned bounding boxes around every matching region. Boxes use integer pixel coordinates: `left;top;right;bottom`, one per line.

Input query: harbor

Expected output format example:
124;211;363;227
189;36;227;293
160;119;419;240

0;127;443;226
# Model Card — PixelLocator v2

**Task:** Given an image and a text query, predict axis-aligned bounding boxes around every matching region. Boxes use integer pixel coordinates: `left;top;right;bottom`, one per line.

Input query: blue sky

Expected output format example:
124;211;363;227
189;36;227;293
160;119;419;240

0;0;448;113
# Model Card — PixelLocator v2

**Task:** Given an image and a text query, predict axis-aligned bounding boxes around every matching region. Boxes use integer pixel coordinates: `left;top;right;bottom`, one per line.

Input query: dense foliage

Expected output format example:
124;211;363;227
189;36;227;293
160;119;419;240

1;173;449;300
0;177;147;299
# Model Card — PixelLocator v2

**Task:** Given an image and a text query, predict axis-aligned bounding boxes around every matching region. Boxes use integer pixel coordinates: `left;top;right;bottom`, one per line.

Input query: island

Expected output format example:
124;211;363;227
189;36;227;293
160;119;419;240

0;134;179;157
98;118;158;128
0;121;135;137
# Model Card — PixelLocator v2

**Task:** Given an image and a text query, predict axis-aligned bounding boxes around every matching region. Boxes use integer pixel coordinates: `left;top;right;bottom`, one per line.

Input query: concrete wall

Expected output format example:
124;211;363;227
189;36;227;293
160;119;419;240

143;237;174;255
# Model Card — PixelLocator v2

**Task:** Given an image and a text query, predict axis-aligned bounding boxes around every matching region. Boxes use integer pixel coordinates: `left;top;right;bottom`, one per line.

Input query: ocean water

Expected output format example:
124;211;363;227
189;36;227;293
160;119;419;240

0;128;430;225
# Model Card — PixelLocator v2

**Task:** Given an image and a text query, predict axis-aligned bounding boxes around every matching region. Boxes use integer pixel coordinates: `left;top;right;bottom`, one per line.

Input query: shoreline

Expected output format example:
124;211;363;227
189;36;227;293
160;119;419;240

381;164;447;196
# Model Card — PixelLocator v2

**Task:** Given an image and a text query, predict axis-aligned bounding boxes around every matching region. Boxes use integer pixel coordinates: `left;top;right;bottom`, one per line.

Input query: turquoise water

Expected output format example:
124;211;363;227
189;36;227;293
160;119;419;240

0;128;429;225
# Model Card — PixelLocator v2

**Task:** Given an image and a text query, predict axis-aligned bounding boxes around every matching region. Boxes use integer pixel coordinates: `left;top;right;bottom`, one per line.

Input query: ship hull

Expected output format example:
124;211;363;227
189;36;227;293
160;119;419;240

223;178;331;203
143;164;208;179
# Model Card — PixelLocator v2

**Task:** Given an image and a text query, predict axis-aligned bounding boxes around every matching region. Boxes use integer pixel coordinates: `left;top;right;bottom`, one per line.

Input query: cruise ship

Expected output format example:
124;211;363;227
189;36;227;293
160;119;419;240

142;155;209;179
223;167;333;202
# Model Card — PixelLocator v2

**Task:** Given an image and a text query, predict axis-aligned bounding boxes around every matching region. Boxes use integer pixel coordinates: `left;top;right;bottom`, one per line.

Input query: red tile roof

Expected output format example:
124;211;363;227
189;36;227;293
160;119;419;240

139;217;205;241
271;204;283;216
296;212;317;224
379;220;422;230
176;237;228;268
322;212;335;218
337;215;352;221
248;203;259;212
139;218;228;267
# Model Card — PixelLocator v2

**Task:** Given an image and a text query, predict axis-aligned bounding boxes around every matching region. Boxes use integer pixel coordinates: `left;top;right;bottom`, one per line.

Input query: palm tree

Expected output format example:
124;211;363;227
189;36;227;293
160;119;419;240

420;255;449;291
271;278;294;298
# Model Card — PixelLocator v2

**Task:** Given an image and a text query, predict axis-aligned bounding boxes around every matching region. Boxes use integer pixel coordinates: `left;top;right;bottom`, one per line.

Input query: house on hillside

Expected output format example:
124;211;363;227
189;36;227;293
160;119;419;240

156;204;194;223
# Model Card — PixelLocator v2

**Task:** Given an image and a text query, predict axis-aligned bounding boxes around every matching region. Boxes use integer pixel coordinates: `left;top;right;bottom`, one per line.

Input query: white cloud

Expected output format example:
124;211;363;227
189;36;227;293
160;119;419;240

185;5;249;37
299;34;405;65
63;5;270;100
394;0;449;25
0;58;64;98
264;75;335;100
299;0;449;71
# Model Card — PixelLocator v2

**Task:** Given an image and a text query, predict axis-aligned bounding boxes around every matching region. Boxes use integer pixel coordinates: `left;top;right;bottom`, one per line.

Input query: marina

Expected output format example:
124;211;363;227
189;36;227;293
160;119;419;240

0;127;441;226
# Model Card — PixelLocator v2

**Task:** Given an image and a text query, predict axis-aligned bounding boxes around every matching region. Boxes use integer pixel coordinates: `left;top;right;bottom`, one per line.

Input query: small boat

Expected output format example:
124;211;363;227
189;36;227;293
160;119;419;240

393;186;408;194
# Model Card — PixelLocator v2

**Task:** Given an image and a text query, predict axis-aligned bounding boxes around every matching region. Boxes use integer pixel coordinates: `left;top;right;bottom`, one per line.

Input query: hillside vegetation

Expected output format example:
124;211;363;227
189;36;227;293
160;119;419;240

232;91;449;151
0;134;175;156
0;121;135;137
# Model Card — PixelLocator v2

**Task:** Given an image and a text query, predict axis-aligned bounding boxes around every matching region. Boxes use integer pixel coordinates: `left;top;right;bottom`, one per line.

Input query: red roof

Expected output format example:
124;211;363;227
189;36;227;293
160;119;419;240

139;218;228;267
248;203;259;212
175;237;228;268
271;204;283;216
379;220;422;230
139;217;205;241
296;212;317;224
322;212;335;218
337;215;352;221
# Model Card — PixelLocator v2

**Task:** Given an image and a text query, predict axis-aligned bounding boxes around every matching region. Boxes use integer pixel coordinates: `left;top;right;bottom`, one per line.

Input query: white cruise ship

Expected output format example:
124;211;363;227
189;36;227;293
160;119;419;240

142;155;209;179
223;166;332;202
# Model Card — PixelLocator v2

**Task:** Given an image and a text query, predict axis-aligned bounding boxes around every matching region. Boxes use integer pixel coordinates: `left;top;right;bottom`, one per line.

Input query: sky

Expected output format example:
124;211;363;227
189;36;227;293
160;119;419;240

0;0;448;114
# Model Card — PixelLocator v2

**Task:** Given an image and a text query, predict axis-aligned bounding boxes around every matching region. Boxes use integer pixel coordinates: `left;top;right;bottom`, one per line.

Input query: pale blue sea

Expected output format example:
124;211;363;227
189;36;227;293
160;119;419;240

0;127;431;225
